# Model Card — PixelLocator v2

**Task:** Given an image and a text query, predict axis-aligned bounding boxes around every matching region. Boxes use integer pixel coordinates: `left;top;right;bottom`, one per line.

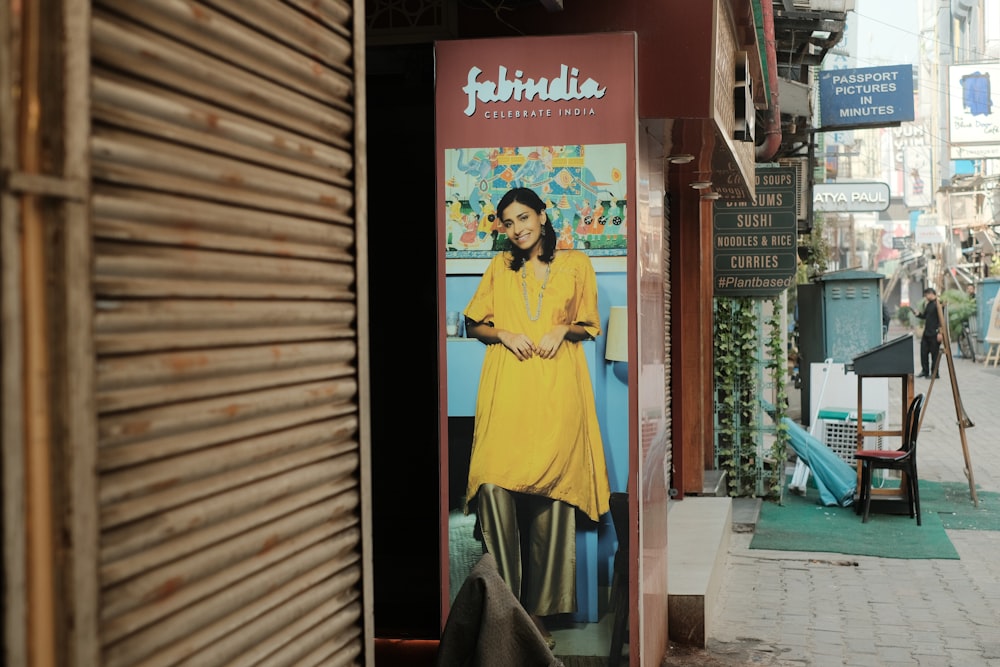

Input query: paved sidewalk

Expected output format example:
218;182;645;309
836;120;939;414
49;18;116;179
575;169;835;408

703;329;1000;667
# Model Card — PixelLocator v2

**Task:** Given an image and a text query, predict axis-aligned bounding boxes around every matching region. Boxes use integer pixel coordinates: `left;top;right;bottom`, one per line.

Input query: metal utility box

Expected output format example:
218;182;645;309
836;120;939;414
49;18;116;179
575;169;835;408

798;269;885;424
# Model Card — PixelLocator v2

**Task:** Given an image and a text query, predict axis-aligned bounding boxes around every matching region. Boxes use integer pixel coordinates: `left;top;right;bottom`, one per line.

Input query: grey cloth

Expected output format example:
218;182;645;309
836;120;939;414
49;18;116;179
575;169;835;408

436;553;564;667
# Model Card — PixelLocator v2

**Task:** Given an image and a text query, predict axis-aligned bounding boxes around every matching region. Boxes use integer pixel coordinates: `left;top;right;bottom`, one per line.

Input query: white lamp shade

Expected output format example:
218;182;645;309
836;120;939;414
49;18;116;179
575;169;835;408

605;306;628;362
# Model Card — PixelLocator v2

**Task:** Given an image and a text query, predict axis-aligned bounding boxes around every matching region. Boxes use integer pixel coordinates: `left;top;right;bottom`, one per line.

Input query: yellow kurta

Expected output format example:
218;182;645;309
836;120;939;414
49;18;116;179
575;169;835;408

464;250;611;522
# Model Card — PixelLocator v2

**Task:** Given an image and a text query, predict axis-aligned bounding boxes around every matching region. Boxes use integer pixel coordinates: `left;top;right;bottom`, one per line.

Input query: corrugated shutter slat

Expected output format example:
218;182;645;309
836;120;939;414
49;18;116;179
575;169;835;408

92;76;352;182
100;482;359;585
208;0;353;67
102;523;362;644
102;511;358;619
100;416;358;504
92;13;351;140
93;189;355;255
99;0;353;108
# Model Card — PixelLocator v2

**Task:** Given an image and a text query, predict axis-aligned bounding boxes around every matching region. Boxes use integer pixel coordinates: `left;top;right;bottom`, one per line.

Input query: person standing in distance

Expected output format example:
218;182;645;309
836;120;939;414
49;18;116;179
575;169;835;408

915;286;942;378
462;187;611;647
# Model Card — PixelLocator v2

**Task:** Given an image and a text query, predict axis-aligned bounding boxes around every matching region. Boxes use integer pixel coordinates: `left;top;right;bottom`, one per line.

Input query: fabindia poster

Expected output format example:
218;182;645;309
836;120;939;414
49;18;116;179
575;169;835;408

435;33;637;262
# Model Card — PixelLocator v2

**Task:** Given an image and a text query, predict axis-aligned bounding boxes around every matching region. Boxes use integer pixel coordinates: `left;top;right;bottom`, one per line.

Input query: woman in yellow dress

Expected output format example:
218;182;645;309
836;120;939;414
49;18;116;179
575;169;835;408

463;187;611;643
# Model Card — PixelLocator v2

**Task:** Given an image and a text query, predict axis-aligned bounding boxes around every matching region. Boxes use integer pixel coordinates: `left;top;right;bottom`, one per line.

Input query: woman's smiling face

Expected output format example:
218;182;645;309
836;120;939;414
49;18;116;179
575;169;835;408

500;201;545;254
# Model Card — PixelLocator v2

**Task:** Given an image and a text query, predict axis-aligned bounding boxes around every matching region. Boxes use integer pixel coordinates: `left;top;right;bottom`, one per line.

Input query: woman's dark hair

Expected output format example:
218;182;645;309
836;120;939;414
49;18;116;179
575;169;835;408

497;187;557;271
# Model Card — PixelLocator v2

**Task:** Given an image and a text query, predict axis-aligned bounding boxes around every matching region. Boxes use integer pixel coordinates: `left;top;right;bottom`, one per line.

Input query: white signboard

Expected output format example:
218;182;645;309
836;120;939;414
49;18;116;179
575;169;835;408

902;146;933;207
948;62;1000;146
915;225;946;244
950;143;1000;160
814;182;891;212
987;292;1000;344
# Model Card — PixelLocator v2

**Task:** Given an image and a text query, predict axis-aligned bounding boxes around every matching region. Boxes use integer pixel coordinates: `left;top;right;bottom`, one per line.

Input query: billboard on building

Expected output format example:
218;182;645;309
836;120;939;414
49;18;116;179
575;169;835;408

435;34;637;261
818;64;915;130
948;62;1000;159
916;213;946;245
887;122;929;198
902;145;933;208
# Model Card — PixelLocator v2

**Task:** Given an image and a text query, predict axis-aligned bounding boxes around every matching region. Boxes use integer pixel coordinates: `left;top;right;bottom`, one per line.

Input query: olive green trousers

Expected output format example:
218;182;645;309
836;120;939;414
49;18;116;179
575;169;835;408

475;483;576;616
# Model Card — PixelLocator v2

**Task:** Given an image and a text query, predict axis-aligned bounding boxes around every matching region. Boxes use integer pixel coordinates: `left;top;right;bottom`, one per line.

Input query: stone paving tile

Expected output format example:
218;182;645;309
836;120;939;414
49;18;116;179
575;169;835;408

878;646;917;662
912;656;952;667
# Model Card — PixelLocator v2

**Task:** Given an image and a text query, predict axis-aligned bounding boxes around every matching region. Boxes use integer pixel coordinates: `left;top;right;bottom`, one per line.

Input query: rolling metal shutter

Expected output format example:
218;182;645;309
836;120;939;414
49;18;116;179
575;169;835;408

90;1;367;664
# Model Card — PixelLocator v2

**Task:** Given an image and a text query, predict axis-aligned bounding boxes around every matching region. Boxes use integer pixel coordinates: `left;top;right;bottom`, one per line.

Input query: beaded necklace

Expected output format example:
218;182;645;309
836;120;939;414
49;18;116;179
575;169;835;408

520;262;551;321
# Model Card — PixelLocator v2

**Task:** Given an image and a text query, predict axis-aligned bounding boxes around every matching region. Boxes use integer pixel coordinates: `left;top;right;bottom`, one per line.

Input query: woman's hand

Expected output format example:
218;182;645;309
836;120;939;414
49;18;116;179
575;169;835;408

535;324;570;359
498;330;537;361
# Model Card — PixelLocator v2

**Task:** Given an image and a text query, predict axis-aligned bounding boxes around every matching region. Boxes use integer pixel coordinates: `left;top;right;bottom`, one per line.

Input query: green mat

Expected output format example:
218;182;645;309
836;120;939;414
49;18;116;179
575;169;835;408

921;480;1000;531
749;478;999;559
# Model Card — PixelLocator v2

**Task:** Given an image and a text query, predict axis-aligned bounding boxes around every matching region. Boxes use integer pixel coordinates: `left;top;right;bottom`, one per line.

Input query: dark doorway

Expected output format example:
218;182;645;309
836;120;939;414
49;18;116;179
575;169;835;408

366;42;441;638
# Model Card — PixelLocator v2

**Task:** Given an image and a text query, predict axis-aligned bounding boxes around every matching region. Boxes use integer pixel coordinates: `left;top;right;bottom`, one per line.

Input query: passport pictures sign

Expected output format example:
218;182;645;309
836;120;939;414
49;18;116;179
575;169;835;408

819;65;914;130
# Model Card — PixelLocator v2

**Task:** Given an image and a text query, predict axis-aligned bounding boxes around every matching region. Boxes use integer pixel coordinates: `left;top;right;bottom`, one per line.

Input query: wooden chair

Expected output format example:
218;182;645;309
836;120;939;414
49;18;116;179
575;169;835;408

856;394;924;525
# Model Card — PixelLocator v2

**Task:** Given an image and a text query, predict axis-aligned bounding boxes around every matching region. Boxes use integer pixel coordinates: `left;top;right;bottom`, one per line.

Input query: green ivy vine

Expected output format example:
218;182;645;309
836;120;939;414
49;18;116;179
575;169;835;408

713;295;788;499
763;298;790;497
